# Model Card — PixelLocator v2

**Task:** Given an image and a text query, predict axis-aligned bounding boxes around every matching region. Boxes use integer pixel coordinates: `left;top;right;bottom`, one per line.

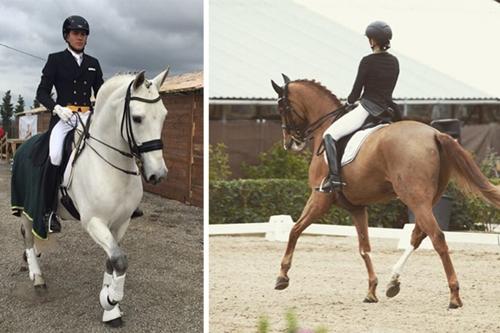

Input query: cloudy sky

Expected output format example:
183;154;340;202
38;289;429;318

297;0;500;98
0;0;203;108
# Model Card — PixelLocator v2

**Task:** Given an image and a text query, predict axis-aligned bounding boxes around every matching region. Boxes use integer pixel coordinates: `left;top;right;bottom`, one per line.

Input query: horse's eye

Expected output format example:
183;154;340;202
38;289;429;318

132;116;142;124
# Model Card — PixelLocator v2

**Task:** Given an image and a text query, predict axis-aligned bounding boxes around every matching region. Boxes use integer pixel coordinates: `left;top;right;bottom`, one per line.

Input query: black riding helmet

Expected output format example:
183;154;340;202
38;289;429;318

62;15;89;39
365;21;392;50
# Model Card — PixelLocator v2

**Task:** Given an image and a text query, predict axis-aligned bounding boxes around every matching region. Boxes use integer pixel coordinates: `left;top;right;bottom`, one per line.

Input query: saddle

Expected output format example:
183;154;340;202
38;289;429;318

29;117;90;223
318;107;393;165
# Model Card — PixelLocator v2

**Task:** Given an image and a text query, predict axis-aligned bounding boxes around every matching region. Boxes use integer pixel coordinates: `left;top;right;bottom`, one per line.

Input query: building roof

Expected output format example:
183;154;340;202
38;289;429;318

160;71;203;93
210;0;492;100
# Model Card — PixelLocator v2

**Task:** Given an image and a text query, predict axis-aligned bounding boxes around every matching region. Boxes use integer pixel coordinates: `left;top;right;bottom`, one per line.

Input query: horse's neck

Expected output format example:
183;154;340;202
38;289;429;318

300;90;341;150
84;92;135;169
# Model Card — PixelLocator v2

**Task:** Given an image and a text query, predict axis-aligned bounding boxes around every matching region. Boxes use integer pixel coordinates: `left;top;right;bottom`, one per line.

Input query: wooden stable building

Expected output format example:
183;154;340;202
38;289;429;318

10;71;203;207
144;71;203;207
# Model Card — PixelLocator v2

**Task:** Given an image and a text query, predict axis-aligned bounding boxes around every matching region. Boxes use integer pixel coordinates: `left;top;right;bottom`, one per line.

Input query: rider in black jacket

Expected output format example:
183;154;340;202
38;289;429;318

36;16;142;232
319;21;401;193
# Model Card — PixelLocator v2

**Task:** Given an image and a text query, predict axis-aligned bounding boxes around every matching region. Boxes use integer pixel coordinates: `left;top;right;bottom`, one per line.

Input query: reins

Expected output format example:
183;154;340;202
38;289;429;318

279;82;350;144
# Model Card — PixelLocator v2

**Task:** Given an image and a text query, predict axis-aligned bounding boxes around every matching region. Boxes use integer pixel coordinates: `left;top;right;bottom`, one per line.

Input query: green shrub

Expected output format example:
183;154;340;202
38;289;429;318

449;178;500;231
209;143;231;181
242;142;311;180
209;177;498;229
209;179;407;227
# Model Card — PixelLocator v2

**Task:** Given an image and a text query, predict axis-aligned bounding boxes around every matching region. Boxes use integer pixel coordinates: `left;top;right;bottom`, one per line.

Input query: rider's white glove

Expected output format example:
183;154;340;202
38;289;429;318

53;105;73;122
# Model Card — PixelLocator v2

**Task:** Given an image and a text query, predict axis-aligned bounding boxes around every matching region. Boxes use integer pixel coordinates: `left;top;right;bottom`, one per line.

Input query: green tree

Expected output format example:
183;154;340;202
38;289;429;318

15;94;25;114
32;98;40;109
209;143;232;181
0;90;14;136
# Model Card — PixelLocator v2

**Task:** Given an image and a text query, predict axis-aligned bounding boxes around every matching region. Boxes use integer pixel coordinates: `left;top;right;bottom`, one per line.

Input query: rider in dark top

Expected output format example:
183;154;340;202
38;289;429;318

318;21;401;193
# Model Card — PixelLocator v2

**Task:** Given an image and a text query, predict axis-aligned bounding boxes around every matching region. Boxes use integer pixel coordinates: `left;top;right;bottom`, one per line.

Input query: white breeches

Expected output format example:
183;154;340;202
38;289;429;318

323;104;370;141
49;113;89;166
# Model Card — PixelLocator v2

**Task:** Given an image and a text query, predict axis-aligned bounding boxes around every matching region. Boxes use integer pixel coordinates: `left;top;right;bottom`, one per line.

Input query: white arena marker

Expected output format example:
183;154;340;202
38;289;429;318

398;223;500;250
265;215;294;242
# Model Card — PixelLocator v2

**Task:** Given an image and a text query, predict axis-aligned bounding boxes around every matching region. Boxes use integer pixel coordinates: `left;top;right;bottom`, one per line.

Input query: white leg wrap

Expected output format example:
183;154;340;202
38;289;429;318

100;273;126;310
102;304;122;323
26;248;42;280
391;247;415;278
109;272;126;302
102;272;113;287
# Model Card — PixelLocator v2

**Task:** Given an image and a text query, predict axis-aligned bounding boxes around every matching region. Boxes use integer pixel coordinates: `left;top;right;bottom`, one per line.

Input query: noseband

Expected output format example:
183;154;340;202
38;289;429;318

278;83;349;144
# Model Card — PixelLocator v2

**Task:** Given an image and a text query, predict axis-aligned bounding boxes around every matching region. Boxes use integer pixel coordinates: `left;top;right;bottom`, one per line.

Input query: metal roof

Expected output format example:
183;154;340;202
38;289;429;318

209;0;492;100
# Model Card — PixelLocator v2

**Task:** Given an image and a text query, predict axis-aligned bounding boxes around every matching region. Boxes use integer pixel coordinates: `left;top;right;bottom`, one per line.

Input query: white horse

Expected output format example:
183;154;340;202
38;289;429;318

19;69;169;326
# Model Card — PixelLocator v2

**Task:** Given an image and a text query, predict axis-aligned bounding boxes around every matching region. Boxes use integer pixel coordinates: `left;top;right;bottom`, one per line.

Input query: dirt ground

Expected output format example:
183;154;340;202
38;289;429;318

210;235;500;333
0;160;203;333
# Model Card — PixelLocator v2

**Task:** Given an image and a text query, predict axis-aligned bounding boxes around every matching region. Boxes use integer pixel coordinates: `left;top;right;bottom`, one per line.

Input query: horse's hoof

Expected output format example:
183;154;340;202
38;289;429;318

448;300;463;309
275;276;289;290
386;281;400;298
363;295;379;303
34;283;47;290
105;317;123;328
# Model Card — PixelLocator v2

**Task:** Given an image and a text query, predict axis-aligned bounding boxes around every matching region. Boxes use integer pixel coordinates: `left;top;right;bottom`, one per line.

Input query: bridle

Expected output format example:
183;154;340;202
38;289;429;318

74;79;164;177
121;80;164;159
278;82;349;145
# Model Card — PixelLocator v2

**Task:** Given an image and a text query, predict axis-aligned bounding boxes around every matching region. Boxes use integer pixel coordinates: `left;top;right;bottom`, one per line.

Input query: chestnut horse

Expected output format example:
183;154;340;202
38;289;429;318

271;74;500;308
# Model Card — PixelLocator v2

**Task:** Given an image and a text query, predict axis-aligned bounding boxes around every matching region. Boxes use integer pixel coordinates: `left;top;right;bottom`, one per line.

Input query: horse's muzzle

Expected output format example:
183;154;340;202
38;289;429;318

146;167;167;184
284;137;306;152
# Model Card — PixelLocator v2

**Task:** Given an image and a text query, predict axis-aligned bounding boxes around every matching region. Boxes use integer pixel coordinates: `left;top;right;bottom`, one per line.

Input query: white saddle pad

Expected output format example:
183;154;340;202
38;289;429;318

341;124;388;166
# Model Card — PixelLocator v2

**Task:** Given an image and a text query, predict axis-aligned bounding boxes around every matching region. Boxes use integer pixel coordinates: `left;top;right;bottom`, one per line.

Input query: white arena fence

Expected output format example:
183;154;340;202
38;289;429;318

209;215;500;250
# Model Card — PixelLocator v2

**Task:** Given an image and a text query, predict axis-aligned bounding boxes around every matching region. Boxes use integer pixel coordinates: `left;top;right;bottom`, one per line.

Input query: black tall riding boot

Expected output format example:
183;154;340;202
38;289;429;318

316;134;345;193
41;162;62;233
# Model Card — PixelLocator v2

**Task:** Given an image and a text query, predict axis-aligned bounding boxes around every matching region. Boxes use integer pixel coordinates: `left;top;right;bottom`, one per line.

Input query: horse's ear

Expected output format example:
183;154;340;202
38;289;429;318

271;79;283;95
282;73;291;84
152;66;170;90
133;70;146;90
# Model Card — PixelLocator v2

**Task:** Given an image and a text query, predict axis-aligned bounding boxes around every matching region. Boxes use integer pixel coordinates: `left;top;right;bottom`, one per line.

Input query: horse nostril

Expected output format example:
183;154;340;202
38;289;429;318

148;175;157;183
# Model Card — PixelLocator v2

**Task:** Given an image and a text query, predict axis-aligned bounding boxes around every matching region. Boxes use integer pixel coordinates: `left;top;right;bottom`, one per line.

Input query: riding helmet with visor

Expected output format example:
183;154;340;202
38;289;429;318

62;15;89;39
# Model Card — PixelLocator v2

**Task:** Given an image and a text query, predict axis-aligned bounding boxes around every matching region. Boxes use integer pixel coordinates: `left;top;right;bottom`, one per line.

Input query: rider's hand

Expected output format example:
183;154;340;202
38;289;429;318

53;105;73;122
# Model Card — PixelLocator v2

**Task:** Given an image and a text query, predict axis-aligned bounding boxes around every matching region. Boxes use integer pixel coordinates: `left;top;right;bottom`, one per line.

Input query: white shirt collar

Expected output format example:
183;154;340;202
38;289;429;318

67;48;84;66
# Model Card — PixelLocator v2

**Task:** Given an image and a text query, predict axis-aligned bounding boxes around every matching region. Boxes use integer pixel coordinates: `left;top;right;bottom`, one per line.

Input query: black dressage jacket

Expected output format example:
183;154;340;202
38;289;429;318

36;49;104;130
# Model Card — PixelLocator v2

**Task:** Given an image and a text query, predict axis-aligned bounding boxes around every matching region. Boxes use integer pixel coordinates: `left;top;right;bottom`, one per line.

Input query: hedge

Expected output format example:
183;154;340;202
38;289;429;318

209;178;500;230
209;179;408;227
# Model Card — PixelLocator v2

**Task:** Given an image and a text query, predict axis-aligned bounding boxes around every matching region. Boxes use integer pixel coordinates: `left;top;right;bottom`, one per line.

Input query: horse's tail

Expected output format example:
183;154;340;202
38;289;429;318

436;132;500;207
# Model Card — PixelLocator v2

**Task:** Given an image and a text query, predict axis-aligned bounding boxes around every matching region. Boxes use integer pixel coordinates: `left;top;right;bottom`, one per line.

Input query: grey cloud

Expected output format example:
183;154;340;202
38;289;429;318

0;0;203;107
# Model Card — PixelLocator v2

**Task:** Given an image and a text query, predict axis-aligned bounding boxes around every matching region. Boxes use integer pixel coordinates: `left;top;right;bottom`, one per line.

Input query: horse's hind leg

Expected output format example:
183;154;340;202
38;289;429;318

351;207;378;303
20;215;46;288
85;217;128;326
386;224;427;298
413;205;462;308
275;191;333;290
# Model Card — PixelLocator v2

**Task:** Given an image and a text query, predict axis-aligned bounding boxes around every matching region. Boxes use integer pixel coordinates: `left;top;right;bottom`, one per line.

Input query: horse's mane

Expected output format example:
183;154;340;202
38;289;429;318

111;71;142;78
293;79;342;106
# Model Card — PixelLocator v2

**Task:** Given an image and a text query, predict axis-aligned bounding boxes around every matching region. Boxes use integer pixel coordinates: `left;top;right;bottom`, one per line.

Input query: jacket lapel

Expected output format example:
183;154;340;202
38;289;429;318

64;49;80;77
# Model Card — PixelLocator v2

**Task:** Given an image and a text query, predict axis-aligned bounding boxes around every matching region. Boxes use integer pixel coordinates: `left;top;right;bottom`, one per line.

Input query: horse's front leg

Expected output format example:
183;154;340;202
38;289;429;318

99;219;131;326
85;217;128;326
275;191;333;290
20;215;46;288
351;207;378;303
